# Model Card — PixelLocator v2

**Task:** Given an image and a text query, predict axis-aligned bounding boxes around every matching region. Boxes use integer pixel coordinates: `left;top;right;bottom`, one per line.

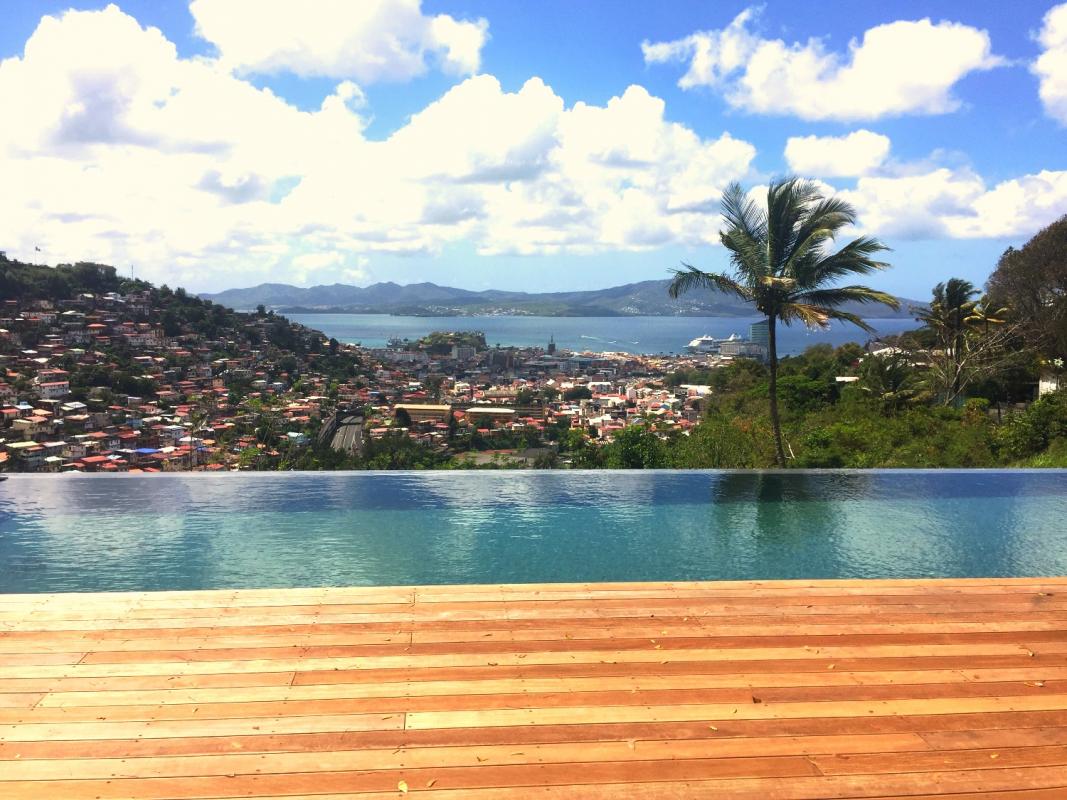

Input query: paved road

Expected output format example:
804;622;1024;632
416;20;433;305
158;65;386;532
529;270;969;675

331;415;364;455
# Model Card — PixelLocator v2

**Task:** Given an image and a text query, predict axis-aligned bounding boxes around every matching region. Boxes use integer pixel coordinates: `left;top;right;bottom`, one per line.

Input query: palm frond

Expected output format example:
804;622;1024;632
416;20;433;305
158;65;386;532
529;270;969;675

801;196;857;232
818;307;878;333
778;302;831;329
718;183;767;278
719;227;767;280
719;182;766;241
793;285;900;311
667;265;752;302
804;236;891;287
782;196;856;273
766;178;814;274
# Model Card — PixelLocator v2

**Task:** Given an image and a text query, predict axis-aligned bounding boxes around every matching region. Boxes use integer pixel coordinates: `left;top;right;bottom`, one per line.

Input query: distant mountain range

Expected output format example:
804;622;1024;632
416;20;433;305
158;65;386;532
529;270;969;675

200;279;919;319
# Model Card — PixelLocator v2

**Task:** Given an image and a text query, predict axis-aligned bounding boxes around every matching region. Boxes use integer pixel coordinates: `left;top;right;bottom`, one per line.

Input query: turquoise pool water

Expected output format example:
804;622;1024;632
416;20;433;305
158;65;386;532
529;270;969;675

1;471;1066;592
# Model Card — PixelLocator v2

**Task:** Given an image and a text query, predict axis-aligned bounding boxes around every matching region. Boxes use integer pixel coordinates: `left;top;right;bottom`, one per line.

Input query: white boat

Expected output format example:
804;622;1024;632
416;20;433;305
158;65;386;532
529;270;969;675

686;333;742;353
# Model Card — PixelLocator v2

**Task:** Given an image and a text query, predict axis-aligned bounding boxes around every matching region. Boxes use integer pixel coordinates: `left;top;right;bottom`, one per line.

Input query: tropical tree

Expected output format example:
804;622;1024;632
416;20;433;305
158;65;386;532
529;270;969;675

966;295;1009;335
916;289;1024;407
986;215;1067;360
668;178;897;466
860;352;921;413
912;279;979;399
186;403;211;469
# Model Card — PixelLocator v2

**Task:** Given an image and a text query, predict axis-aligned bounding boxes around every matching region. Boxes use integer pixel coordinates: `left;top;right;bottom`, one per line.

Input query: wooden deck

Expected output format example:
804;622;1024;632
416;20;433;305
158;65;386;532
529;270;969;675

2;578;1067;799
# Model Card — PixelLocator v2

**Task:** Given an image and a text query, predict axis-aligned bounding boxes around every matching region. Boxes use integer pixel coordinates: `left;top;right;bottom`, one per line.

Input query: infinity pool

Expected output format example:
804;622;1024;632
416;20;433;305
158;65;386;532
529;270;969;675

2;471;1066;592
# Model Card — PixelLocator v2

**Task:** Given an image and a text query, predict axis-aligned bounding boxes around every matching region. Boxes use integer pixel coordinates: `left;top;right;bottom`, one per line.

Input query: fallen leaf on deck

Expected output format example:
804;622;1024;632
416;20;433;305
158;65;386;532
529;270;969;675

398;779;408;793
426;779;437;787
708;725;718;731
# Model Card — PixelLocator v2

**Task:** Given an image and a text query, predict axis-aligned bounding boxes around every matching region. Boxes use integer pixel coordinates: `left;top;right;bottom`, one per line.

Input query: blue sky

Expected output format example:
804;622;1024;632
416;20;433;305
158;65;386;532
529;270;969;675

1;0;1065;298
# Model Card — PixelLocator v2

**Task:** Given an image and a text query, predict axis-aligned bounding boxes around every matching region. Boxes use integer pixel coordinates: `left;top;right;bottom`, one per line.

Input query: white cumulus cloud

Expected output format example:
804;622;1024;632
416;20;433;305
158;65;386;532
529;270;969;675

843;168;1067;240
189;0;488;81
0;6;758;288
1035;3;1067;124
2;5;1063;292
784;130;891;177
643;8;1004;121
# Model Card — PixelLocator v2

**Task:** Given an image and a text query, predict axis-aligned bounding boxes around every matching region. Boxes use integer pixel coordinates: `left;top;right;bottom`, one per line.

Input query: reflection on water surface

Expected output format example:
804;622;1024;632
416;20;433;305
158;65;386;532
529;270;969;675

2;471;1065;592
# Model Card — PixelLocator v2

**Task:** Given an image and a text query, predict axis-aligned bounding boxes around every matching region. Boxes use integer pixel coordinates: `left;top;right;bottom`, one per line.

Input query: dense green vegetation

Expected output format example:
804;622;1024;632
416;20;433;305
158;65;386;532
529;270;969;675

0;256;139;299
583;344;1067;469
280;432;452;471
414;331;487;354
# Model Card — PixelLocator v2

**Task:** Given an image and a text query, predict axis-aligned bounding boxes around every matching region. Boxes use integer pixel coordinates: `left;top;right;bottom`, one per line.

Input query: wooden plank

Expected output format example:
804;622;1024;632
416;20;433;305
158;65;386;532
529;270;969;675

12;682;1067;725
0;755;822;798
0;711;406;742
0;733;931;780
4;762;1067;800
811;744;1067;775
4;711;1067;761
31;668;1067;708
404;695;1067;730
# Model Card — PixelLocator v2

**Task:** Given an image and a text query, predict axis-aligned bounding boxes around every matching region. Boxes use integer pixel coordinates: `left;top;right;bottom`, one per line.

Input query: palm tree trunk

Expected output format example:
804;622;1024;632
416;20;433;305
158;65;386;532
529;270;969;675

767;316;786;467
951;330;963;402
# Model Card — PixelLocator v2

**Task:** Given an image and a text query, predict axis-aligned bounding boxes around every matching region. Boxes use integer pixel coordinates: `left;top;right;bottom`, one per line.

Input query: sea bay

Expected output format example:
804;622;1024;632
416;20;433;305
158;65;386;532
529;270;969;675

287;313;918;356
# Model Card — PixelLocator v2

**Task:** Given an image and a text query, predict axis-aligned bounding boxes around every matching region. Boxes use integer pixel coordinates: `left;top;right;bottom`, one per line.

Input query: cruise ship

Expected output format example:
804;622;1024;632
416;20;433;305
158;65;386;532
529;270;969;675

685;333;743;353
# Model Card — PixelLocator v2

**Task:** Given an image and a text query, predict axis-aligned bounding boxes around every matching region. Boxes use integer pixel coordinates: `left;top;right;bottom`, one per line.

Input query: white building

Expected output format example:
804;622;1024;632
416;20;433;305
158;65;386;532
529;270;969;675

36;381;70;400
1039;371;1062;397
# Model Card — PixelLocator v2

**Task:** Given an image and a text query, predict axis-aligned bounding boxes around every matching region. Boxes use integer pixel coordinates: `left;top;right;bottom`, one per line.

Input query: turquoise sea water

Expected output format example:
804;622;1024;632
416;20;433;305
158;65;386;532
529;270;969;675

287;314;918;356
2;471;1066;593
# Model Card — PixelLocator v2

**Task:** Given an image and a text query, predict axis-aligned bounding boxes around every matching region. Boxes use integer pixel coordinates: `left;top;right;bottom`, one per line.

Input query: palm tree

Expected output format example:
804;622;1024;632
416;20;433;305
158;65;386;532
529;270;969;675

860;352;919;413
187;403;211;469
668;178;897;466
914;279;978;339
912;279;979;400
966;294;1009;335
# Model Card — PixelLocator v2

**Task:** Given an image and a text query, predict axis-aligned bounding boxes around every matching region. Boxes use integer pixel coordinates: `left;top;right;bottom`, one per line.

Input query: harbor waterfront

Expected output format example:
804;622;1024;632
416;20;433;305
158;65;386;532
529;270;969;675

3;470;1067;593
286;314;919;356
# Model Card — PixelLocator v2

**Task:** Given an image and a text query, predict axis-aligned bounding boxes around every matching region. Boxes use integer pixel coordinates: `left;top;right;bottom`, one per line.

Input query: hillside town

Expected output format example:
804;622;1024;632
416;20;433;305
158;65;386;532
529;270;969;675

0;259;759;473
